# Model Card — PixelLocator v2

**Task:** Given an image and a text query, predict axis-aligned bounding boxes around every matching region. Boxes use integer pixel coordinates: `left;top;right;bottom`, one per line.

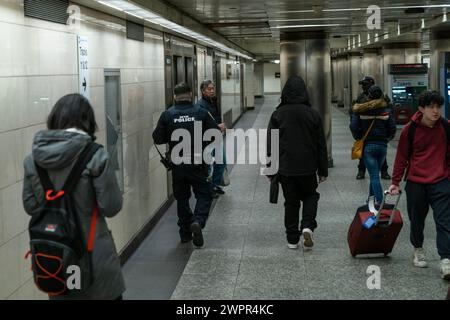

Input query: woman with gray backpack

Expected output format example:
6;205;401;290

22;93;125;300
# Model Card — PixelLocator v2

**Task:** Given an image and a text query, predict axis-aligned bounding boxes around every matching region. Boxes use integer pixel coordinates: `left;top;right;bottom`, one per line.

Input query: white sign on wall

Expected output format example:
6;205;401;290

77;36;90;99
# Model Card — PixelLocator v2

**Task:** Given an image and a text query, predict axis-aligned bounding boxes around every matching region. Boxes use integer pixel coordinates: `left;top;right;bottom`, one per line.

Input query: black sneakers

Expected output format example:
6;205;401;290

190;222;204;248
356;171;365;180
180;234;192;243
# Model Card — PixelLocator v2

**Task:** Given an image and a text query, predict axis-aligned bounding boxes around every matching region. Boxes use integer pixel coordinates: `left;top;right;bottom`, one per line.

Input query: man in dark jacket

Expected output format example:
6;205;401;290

388;91;450;279
267;75;328;250
153;83;219;248
352;76;391;180
196;80;227;197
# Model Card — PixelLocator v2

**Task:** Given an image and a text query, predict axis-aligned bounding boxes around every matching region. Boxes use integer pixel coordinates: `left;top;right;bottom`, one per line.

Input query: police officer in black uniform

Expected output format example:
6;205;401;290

351;76;391;180
152;83;219;248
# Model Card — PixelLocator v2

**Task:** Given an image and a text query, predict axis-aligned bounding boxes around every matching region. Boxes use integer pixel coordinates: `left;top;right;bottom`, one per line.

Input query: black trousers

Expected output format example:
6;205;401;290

279;174;320;245
405;179;450;259
172;165;213;237
358;157;388;173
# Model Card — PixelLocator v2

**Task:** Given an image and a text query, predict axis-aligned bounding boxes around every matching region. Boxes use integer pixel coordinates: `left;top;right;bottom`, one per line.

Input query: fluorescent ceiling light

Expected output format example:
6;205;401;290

125;11;143;19
272;24;342;29
270;18;348;22
381;5;450;10
108;0;140;11
273;10;314;13
97;0;123;11
323;8;364;12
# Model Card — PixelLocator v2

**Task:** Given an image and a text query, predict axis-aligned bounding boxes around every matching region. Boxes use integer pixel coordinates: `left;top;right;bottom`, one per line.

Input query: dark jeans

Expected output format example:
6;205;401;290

212;144;227;187
358;155;388;173
405;179;450;259
279;174;320;245
363;143;387;204
172;165;213;237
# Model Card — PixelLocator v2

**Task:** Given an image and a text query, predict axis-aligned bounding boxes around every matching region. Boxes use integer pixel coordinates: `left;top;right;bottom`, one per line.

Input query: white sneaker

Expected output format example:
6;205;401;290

413;248;428;268
287;243;299;250
441;258;450;280
302;228;314;250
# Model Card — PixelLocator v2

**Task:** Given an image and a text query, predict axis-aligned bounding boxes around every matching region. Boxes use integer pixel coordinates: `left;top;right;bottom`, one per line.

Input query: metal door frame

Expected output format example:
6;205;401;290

104;68;124;193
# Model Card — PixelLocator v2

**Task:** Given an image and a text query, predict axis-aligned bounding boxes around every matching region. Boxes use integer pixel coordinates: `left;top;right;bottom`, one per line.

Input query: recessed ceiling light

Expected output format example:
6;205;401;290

272;24;342;29
270;17;349;22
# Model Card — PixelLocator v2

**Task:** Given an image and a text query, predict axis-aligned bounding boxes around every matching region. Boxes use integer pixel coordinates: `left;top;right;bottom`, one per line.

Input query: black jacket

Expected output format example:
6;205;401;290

152;101;219;165
267;76;328;177
350;106;396;145
196;96;222;124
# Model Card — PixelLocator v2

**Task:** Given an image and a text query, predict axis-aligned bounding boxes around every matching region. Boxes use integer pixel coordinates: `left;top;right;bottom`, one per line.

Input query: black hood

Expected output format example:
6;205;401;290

278;75;311;108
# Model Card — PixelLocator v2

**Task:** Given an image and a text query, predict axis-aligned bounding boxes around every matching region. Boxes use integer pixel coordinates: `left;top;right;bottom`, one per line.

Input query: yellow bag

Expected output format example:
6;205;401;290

351;140;364;160
351;119;376;160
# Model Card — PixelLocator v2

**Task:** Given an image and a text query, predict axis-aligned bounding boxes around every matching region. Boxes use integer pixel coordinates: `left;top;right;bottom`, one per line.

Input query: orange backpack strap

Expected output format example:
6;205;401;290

87;204;98;252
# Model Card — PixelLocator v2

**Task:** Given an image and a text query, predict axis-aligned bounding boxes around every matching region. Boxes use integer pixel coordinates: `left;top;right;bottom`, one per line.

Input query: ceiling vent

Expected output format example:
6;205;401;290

405;8;425;14
126;20;144;42
24;0;69;25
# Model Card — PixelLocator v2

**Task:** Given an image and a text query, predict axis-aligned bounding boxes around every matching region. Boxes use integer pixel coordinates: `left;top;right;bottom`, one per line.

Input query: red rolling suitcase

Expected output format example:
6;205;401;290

348;191;403;257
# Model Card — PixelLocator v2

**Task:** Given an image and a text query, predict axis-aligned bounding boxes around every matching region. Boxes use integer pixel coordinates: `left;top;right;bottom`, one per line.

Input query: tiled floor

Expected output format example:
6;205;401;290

124;96;449;300
169;96;450;300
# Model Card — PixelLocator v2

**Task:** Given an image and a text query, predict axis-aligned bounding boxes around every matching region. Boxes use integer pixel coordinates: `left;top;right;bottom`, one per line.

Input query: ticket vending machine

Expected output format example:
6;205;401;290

440;53;450;118
388;64;428;125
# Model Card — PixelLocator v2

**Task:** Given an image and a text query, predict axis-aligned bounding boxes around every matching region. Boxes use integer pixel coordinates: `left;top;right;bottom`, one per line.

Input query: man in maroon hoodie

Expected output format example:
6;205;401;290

389;91;450;280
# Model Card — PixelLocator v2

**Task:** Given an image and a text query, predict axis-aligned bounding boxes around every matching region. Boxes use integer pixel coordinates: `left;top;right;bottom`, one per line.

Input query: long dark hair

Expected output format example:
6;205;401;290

47;94;98;139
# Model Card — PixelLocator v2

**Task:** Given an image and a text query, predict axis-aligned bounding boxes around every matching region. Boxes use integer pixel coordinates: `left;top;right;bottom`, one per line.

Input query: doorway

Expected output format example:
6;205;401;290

104;69;124;193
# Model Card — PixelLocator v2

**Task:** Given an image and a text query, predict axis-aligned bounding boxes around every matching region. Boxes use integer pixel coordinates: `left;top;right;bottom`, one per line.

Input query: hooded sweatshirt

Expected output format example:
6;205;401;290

22;130;125;300
267;76;328;177
392;111;450;186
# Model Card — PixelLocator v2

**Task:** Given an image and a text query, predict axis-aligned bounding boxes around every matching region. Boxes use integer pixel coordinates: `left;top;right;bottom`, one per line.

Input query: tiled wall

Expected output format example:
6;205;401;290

0;1;167;299
220;58;241;124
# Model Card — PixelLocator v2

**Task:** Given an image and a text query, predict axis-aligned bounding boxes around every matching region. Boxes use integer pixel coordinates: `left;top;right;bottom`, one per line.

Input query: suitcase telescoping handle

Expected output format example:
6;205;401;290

374;190;402;226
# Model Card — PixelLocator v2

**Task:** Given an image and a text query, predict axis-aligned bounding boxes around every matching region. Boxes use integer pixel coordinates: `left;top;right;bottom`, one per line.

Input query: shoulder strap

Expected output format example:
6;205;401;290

407;121;417;160
63;143;102;194
361;118;376;141
34;142;101;194
154;144;166;159
408;119;450;159
35;163;55;192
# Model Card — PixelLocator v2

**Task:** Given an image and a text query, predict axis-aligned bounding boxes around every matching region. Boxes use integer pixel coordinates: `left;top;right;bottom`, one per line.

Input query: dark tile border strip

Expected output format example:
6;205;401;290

119;195;175;265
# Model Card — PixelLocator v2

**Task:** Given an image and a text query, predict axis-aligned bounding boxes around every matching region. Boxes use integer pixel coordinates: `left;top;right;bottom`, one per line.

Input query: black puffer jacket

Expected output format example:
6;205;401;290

350;106;396;144
267;76;328;177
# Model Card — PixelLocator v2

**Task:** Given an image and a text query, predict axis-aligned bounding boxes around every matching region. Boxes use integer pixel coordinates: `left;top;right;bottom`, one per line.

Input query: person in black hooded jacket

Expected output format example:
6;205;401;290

266;75;328;250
